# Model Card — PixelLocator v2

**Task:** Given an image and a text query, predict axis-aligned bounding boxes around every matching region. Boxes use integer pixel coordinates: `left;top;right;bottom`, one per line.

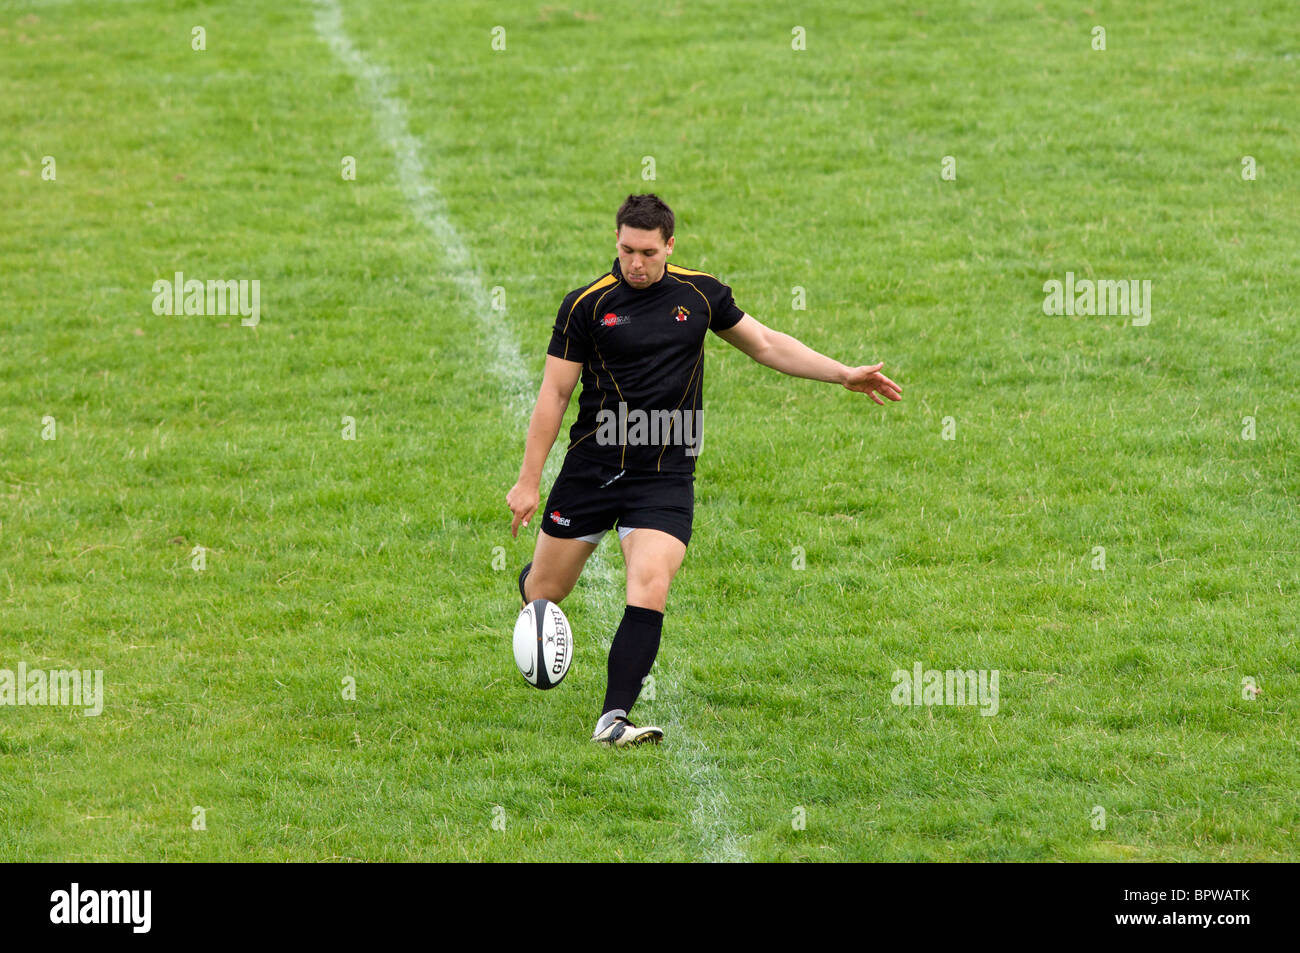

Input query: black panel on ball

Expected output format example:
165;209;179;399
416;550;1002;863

532;599;552;690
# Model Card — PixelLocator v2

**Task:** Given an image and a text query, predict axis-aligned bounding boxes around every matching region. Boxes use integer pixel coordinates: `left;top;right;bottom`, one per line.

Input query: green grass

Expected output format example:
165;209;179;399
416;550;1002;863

1;0;1296;861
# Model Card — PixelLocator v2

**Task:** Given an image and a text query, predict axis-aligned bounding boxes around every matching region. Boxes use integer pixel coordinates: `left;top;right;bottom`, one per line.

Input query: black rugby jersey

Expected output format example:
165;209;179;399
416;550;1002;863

546;257;745;474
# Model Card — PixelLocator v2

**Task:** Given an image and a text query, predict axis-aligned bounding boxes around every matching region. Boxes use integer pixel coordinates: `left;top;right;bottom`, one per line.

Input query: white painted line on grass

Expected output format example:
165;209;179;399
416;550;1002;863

309;0;530;415
657;672;747;862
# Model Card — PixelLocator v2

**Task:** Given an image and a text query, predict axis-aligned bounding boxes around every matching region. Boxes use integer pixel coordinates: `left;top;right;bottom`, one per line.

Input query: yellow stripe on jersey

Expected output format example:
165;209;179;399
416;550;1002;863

665;264;716;279
559;273;618;360
564;274;618;329
656;342;706;471
665;271;712;324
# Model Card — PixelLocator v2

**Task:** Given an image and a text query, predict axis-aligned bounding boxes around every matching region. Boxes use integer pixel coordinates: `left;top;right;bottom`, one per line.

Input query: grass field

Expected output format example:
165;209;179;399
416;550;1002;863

2;0;1297;861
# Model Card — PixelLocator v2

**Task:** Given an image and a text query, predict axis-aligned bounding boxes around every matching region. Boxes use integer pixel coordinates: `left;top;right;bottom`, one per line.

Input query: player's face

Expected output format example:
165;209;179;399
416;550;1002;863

616;226;674;288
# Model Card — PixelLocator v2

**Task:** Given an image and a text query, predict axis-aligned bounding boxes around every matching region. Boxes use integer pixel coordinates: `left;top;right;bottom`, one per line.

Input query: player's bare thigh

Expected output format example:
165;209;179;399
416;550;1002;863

525;531;598;605
619;528;687;613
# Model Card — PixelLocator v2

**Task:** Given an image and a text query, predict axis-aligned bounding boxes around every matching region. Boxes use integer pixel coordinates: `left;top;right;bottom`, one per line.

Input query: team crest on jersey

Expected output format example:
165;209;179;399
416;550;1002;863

672;306;690;322
602;312;631;327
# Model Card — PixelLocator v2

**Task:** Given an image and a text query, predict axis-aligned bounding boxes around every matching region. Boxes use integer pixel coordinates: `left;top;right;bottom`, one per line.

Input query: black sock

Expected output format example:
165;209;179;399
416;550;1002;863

602;605;664;716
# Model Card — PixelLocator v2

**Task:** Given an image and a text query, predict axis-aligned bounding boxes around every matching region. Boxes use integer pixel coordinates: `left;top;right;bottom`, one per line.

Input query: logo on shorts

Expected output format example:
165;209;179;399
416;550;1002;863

549;510;571;527
602;312;631;327
672;306;690;322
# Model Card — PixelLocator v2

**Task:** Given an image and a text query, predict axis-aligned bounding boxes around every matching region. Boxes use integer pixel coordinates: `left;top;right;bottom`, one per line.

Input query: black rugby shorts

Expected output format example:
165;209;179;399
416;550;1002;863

539;454;694;548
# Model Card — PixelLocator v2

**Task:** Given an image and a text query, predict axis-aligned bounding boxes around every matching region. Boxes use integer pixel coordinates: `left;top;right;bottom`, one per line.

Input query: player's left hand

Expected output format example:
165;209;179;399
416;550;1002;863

842;362;902;405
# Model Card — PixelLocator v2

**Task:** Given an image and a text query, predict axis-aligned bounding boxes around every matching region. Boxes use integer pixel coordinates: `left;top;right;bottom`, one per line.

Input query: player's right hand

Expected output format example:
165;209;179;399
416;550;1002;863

506;481;540;538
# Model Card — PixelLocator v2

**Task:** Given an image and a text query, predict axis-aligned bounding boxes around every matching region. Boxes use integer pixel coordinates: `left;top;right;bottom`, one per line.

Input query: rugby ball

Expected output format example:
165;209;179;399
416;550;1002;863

513;599;573;689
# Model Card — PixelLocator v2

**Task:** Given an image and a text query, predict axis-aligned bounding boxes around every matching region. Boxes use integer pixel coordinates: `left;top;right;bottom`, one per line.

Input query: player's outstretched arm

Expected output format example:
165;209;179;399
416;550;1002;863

506;355;582;537
716;313;902;406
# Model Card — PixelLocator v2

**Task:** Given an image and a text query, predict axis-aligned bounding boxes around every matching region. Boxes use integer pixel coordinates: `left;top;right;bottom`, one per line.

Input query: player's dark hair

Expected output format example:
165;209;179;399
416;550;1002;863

616;193;674;244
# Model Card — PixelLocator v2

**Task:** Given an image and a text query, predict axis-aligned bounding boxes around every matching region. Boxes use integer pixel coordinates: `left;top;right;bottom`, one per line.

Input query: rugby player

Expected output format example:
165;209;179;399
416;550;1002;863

506;193;902;746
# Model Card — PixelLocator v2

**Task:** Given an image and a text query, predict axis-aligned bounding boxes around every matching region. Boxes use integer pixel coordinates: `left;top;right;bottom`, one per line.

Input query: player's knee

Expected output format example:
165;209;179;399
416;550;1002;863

627;571;671;608
526;572;572;604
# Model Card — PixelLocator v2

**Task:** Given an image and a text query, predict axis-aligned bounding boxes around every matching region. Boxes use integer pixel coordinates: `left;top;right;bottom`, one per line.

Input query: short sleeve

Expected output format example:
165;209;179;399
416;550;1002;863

546;290;592;363
708;277;745;332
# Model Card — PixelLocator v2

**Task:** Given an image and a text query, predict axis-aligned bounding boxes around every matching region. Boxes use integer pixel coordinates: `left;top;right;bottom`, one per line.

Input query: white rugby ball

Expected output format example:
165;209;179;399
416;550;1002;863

513;599;573;690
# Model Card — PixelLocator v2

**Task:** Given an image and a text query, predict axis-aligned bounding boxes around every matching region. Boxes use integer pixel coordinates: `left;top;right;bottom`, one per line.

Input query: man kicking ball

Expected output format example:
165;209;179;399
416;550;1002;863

506;193;902;746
